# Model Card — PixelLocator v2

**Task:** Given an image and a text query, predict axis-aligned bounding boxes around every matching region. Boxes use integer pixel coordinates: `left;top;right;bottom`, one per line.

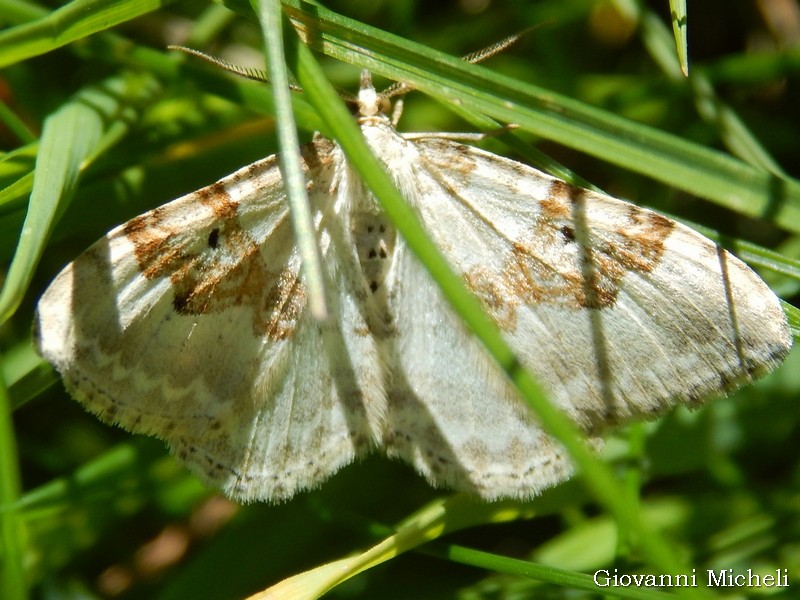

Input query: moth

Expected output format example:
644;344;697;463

35;53;792;503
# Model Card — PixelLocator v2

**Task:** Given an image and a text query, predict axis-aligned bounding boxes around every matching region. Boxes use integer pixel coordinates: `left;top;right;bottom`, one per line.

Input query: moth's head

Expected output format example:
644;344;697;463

356;71;391;118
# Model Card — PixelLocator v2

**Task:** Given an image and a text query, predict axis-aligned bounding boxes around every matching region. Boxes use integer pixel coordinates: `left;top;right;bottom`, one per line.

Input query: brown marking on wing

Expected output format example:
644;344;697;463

418;139;478;174
465;180;676;328
122;180;305;340
540;179;573;220
451;144;478;173
197;182;238;220
123;207;188;280
258;267;307;340
463;267;519;331
169;215;306;340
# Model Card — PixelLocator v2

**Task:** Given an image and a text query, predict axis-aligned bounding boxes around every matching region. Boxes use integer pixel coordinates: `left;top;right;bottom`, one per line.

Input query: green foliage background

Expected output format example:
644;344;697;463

1;0;799;598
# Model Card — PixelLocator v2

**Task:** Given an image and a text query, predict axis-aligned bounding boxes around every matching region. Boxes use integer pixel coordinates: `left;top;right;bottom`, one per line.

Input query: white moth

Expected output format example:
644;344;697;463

35;70;792;503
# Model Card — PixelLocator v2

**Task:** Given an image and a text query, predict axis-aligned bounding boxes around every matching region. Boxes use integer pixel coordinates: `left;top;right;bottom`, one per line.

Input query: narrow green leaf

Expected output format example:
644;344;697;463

252;0;328;319
0;363;27;600
669;0;689;76
254;495;539;598
270;0;800;232
0;73;161;323
637;5;788;176
0;98;36;144
422;542;679;599
0;0;172;68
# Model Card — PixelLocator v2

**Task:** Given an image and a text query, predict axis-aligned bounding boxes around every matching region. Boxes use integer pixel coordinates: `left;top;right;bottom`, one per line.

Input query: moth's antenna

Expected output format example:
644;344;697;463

168;45;302;90
460;29;533;64
167;45;361;103
381;29;533;100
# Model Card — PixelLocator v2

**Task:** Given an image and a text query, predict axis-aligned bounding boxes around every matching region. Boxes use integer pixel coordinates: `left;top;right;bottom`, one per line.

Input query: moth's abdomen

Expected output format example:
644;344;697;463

352;212;396;295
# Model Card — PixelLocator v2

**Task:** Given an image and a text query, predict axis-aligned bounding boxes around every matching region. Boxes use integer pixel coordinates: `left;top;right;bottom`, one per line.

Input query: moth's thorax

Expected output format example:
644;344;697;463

359;117;413;170
356;70;391;118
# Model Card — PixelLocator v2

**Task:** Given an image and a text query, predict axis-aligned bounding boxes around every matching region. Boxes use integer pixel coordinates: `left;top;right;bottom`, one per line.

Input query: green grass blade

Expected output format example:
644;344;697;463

252;0;328;319
271;0;800;231
669;0;688;76
253;495;539;598
3;340;55;411
0;361;27;600
786;304;800;340
422;542;678;599
636;3;788;176
0;0;172;68
0;0;48;23
0;101;103;323
0;98;36;144
0;171;34;213
0;73;161;323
